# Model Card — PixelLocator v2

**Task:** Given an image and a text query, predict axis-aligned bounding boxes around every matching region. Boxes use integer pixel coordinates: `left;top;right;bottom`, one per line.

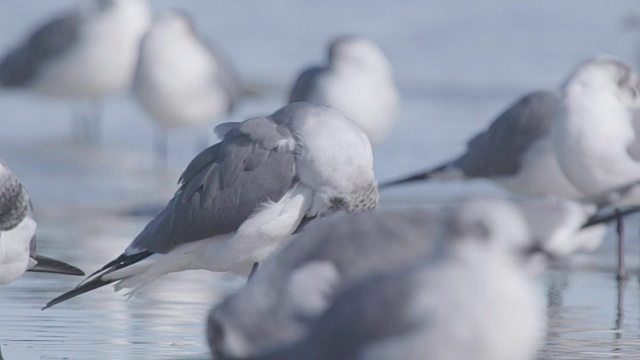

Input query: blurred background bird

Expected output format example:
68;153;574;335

288;35;399;146
133;10;241;167
0;0;151;144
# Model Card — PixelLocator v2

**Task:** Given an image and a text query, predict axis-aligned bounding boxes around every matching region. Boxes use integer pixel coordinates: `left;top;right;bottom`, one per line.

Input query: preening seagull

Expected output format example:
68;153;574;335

43;102;378;309
0;0;151;143
208;196;609;359
133;10;241;163
381;91;582;199
553;56;640;279
289;35;400;145
224;197;605;360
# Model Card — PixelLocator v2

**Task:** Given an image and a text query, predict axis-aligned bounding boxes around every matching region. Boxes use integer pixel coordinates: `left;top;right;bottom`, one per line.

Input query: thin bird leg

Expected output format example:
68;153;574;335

616;209;628;281
71;105;86;144
89;99;103;145
248;262;260;281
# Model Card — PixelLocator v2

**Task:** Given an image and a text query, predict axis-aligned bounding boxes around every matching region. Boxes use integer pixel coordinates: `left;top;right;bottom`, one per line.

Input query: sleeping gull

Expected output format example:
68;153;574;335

43;102;378;309
553;56;640;280
214;197;608;360
208;196;610;359
133;10;241;164
289;35;399;145
381;91;582;199
0;0;151;143
0;159;84;359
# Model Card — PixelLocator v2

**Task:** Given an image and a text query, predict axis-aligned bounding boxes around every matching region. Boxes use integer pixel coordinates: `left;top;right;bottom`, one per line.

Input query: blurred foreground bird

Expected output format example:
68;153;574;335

208;195;614;359
0;0;151;144
133;10;241;165
211;196;618;360
289;35;399;145
43;102;378;309
0;159;84;359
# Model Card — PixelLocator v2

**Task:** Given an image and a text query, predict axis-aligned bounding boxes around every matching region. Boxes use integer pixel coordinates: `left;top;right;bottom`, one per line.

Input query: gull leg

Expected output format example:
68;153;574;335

248;262;260;281
616;209;628;281
155;128;168;169
89;99;103;145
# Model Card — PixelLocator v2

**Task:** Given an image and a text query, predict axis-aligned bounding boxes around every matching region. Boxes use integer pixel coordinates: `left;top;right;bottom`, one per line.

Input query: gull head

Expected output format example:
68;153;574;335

562;56;640;108
0;161;28;231
272;103;379;216
149;10;195;39
327;35;392;74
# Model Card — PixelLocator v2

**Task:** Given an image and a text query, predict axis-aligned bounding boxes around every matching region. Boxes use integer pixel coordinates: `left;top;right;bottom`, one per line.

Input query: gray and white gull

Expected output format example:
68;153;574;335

0;159;84;284
208;195;611;359
43;102;378;309
382;91;582;199
553;56;640;279
133;10;241;163
0;159;84;359
289;35;399;145
0;0;151;143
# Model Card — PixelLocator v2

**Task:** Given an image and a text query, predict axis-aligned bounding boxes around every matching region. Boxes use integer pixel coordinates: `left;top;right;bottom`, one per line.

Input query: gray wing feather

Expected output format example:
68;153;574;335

0;11;81;87
256;265;420;360
210;209;441;356
453;91;558;177
288;66;326;103
128;118;297;254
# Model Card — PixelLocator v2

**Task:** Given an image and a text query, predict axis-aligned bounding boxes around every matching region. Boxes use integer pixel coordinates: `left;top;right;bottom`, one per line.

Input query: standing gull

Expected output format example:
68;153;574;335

553;56;640;279
0;0;151;143
208;196;609;359
0;160;84;359
382;91;582;199
289;35;400;145
43;102;378;309
225;197;605;360
133;10;241;165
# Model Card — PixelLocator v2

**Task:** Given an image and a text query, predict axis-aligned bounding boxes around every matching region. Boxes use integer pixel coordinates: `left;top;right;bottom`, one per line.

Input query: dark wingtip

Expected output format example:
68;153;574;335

28;255;85;276
581;207;640;228
43;251;154;310
42;276;116;310
379;174;428;189
380;163;454;189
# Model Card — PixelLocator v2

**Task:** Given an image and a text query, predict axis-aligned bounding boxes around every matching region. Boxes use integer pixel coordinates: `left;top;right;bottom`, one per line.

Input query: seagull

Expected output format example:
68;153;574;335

288;35;400;145
0;0;151;143
0;160;84;359
43;102;378;309
133;10;241;165
215;197;605;360
208;196;610;359
381;91;582;199
0;159;85;284
553;56;640;280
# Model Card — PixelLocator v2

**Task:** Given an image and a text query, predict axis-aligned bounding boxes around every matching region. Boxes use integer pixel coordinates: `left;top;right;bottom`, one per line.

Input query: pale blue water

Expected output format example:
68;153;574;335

1;0;640;359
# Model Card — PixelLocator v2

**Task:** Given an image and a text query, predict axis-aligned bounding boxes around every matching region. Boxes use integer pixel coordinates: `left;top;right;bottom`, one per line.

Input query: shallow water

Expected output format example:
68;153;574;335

2;0;640;359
